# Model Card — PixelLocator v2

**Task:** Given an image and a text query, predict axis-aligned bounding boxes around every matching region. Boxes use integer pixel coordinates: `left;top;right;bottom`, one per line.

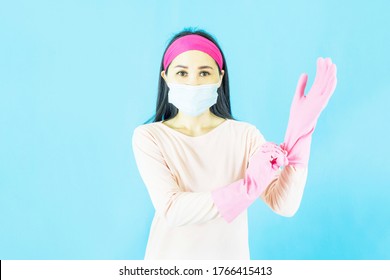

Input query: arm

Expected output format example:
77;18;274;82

132;126;220;228
212;142;288;223
246;125;308;217
281;57;337;167
260;166;308;217
260;57;337;216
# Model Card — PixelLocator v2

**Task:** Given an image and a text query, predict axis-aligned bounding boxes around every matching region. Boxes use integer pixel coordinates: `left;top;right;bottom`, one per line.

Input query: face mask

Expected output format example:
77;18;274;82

167;83;220;117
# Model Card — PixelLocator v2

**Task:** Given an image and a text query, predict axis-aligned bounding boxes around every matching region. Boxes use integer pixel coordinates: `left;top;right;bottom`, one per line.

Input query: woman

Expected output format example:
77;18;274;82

132;28;337;260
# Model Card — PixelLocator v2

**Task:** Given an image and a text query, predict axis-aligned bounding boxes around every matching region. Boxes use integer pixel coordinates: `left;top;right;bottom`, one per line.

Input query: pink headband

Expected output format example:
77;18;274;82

163;34;223;71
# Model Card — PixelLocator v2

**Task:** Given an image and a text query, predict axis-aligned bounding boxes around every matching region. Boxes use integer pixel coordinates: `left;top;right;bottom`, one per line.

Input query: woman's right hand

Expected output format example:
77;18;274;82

211;141;288;223
246;142;289;194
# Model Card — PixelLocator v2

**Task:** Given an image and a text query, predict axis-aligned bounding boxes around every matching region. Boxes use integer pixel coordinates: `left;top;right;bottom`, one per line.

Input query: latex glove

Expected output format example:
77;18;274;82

281;57;337;167
212;142;288;223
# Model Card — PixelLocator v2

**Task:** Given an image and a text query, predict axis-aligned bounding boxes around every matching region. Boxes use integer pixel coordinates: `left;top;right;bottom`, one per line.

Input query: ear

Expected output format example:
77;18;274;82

220;70;225;79
161;70;167;82
218;70;225;87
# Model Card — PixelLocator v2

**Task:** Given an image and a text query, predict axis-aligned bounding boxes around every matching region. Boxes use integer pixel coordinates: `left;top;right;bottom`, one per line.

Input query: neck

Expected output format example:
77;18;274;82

163;109;227;137
171;109;221;130
171;109;217;130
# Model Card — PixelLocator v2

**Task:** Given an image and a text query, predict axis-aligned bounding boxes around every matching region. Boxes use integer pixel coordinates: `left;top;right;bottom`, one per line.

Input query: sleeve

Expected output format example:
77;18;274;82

131;126;221;228
247;125;308;217
260;166;308;217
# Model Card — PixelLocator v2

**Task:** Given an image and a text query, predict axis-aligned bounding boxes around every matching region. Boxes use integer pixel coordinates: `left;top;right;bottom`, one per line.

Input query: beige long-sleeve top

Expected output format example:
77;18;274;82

132;119;308;260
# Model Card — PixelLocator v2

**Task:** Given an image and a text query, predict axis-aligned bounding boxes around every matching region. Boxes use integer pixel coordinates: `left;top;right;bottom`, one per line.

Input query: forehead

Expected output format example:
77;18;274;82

170;50;218;68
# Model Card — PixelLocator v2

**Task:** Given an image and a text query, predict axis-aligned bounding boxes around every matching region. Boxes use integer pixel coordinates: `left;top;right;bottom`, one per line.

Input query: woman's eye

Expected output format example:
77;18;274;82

177;71;187;76
200;71;210;77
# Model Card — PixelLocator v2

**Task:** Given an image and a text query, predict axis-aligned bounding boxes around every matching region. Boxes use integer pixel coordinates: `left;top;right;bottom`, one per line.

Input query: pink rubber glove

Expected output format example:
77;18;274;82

212;142;288;223
281;57;337;167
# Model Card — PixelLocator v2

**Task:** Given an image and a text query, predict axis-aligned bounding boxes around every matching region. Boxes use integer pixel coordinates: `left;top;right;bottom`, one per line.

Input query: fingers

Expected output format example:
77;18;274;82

322;61;337;98
324;57;332;68
323;58;333;89
275;154;289;167
324;58;337;81
312;57;337;96
270;152;288;170
260;142;289;169
312;57;326;91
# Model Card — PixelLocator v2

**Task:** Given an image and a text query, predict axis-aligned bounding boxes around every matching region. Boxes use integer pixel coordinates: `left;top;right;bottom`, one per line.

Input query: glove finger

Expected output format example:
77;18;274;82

316;57;326;90
309;57;326;98
250;143;279;162
270;156;288;169
269;151;288;168
276;153;289;166
312;57;323;86
324;58;332;71
262;144;285;157
321;64;337;98
261;142;289;159
271;146;288;165
319;57;333;94
271;148;285;158
322;63;336;95
279;142;287;152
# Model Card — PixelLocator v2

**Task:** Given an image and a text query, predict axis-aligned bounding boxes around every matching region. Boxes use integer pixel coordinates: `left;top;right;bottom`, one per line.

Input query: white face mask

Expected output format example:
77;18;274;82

167;83;220;117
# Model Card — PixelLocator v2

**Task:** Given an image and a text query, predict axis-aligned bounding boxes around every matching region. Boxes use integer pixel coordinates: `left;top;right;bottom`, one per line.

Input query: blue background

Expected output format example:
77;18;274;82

1;0;389;259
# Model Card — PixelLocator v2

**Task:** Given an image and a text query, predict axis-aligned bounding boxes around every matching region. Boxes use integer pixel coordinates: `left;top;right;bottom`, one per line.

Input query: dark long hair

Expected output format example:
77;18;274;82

144;27;236;124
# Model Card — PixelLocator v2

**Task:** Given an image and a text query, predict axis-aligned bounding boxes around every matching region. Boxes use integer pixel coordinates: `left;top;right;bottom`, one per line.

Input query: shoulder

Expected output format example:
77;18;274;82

227;119;266;148
133;121;162;135
132;122;163;145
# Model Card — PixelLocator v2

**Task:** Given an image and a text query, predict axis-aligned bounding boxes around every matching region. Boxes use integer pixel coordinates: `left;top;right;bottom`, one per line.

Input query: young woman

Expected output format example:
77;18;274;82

132;28;337;260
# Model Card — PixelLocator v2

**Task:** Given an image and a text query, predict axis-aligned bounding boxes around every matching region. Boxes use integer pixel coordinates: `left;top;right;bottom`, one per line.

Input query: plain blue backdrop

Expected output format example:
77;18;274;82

1;0;389;259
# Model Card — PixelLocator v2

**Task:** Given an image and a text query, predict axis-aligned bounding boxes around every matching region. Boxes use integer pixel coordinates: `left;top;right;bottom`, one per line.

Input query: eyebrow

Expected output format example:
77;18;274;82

174;65;214;70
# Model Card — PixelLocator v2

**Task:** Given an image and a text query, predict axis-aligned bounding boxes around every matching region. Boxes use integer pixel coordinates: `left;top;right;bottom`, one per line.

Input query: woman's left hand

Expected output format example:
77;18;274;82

286;57;337;142
282;57;337;167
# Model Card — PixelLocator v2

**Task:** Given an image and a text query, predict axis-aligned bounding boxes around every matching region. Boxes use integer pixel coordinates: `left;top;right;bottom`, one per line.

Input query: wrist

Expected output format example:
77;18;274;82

283;133;313;168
